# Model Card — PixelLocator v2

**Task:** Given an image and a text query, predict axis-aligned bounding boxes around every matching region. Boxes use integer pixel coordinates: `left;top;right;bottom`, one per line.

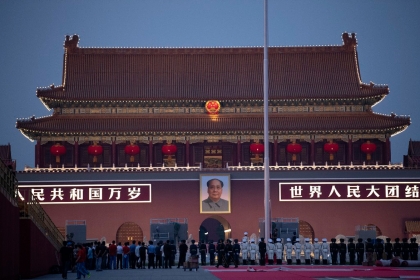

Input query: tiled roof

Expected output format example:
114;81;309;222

408;140;420;156
16;112;410;139
405;221;420;233
36;34;388;103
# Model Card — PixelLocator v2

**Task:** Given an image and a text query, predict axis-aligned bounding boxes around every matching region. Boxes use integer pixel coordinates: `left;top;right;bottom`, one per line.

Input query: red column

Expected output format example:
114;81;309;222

310;139;315;165
111;140;116;166
149;141;153;166
237;140;241;165
74;141;79;167
273;139;278;165
35;140;41;167
385;137;391;164
186;140;190;166
347;137;353;165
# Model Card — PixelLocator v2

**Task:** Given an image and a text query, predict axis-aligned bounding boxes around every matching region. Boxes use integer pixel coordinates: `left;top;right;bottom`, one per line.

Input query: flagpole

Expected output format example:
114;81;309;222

263;0;271;242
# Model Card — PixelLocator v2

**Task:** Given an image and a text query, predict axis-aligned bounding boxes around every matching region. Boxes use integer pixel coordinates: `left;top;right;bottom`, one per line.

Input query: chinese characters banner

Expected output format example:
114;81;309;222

18;183;151;204
279;182;420;201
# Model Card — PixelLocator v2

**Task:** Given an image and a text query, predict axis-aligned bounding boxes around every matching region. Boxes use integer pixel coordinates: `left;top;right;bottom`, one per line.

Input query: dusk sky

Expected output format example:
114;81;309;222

1;1;419;170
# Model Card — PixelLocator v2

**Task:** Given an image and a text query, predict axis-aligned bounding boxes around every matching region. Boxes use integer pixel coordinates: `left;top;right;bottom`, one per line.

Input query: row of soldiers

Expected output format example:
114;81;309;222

238;234;418;265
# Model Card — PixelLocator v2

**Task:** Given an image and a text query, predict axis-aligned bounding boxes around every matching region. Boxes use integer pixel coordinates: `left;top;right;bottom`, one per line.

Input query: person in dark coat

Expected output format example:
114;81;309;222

365;238;374;263
163;240;172;268
190;240;198;256
208;240;216;265
374;238;384;260
384;238;393;260
355;238;364;265
393;238;402;257
330;238;339;265
233;239;241;268
199;240;207;265
347;238;356;265
401;238;410;260
215;239;225;268
224;239;233;268
339;238;347;265
258;238;267;266
409;238;418;260
177;240;188;269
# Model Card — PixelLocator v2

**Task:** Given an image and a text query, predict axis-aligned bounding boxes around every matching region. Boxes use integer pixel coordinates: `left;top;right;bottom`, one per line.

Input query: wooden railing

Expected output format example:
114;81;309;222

0;158;18;206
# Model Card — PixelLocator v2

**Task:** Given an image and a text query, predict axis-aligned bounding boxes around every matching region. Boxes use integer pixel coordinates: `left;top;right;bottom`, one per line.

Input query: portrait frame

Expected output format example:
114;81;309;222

200;174;231;214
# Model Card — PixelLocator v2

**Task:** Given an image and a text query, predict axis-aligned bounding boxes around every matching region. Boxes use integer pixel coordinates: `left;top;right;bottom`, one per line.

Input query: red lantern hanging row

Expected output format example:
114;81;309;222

286;142;302;162
162;143;177;161
124;142;140;163
324;140;339;161
361;140;376;161
50;143;66;165
250;142;264;160
88;142;103;164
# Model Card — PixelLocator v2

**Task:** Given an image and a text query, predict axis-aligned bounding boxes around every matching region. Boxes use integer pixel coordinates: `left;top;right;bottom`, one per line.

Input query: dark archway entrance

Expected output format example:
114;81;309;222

199;216;231;243
116;222;143;244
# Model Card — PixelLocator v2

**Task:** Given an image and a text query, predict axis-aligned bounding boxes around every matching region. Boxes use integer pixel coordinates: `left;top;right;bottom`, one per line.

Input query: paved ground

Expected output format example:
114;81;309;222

30;267;220;280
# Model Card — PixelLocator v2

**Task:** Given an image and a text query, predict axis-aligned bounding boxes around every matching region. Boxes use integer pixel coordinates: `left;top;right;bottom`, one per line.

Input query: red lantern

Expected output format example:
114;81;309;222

361;141;377;161
50;143;66;165
88;143;103;164
162;143;177;161
250;143;264;160
124;143;140;163
324;141;339;161
287;142;302;161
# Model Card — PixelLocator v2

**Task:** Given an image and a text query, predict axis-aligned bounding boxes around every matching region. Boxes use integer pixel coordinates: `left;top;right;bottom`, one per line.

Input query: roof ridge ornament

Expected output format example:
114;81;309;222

342;32;357;48
64;34;79;52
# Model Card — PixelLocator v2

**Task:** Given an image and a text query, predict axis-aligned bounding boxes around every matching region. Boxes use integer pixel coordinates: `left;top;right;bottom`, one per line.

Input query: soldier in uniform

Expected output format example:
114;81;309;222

208;240;216;265
240;238;249;265
374;238;384;261
294;238;302;265
321;238;330;265
401;238;410;260
365;238;374;264
330;238;339;265
285;238;293;265
339;238;347;265
393;238;402;257
267;239;275;265
258;238;267;266
313;238;321;265
233;239;241;268
275;238;283;265
243;232;249;243
304;238;313;265
199;240;207;265
384;238;393;260
249;239;257;265
355;238;364;265
177;240;188;269
347;238;356;265
224;239;233;268
215;239;225;268
409;237;418;260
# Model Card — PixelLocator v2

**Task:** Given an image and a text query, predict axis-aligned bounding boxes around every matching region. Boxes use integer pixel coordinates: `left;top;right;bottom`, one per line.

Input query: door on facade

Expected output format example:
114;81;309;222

116;222;144;244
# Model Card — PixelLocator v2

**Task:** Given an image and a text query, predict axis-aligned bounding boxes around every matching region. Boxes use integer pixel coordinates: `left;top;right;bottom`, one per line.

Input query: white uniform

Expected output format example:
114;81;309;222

321;239;330;264
241;240;249;264
313;240;321;264
275;241;283;264
249;242;257;262
294;241;302;264
285;240;293;264
304;240;313;263
267;240;275;264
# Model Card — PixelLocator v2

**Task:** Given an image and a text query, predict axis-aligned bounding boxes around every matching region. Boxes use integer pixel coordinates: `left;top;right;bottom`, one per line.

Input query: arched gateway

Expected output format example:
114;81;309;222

116;222;144;244
200;216;231;242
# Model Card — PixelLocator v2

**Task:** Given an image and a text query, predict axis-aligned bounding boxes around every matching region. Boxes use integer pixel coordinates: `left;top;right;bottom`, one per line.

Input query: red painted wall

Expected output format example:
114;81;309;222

0;192;20;280
40;179;415;243
19;220;59;279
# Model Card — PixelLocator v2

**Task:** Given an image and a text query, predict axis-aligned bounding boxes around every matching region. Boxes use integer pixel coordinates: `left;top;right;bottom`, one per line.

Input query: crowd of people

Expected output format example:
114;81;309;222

60;233;419;278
